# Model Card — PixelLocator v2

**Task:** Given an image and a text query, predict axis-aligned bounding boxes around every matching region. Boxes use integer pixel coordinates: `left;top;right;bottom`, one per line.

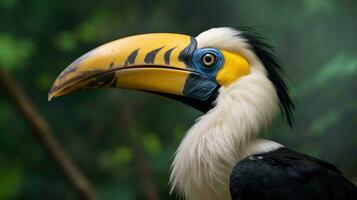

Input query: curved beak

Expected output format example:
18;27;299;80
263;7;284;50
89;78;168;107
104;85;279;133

48;33;219;110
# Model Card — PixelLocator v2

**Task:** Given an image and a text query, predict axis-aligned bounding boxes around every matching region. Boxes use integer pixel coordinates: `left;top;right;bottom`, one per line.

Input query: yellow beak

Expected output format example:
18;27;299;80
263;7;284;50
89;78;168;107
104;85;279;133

48;33;200;101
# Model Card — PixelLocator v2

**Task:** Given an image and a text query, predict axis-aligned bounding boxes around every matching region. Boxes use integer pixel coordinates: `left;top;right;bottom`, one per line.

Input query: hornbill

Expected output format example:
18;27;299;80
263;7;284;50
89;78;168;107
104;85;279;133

49;27;357;200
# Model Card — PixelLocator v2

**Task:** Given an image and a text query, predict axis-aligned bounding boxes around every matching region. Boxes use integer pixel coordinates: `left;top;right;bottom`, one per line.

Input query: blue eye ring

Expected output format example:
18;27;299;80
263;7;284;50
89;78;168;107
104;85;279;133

192;48;224;77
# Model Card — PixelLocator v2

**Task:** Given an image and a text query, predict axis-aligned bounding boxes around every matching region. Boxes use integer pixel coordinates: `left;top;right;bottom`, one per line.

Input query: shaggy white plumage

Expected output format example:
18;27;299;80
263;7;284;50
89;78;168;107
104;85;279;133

169;28;283;200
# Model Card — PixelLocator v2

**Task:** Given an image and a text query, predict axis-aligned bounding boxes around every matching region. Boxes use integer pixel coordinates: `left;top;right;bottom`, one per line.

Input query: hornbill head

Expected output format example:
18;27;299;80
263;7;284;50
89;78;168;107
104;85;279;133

48;27;294;125
49;29;248;112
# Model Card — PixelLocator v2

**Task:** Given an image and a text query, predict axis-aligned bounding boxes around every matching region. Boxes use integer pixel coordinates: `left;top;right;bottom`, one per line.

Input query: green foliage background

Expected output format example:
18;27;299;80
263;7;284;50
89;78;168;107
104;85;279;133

0;0;356;199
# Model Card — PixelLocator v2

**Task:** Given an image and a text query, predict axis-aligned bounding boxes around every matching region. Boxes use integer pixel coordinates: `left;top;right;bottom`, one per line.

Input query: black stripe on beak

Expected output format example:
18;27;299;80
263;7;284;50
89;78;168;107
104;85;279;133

144;46;164;64
125;48;140;66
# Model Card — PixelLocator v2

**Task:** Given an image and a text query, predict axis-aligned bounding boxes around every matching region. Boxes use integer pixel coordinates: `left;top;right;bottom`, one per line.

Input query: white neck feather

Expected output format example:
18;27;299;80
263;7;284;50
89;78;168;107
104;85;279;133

169;71;283;200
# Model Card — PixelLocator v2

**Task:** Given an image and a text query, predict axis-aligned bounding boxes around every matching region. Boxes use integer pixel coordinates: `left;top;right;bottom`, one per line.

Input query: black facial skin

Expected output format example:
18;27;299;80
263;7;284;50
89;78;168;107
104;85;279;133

153;89;219;113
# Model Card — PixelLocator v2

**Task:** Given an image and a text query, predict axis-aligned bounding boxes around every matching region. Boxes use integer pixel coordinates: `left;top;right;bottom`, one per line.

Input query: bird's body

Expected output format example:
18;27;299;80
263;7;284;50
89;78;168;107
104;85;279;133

49;27;357;200
231;147;357;200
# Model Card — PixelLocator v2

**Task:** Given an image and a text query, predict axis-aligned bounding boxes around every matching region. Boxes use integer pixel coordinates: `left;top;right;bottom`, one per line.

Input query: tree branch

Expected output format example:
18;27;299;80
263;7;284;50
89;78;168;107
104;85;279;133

0;68;98;200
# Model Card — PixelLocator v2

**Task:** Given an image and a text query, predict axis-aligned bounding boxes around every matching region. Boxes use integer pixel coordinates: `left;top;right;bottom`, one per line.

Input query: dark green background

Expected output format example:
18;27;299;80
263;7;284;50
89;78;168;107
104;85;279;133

0;0;356;199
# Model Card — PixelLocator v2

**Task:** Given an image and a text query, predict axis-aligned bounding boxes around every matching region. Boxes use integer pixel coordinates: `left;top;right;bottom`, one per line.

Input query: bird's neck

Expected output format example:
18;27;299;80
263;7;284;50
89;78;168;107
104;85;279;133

170;72;283;200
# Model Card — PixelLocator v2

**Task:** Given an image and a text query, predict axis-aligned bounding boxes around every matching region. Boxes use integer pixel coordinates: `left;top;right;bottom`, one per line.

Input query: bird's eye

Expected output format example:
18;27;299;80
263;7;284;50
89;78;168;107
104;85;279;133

201;53;217;67
192;48;223;74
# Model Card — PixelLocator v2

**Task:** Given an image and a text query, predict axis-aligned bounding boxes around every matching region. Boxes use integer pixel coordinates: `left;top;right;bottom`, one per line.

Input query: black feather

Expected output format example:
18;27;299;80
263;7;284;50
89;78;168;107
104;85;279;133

237;27;296;127
230;148;357;200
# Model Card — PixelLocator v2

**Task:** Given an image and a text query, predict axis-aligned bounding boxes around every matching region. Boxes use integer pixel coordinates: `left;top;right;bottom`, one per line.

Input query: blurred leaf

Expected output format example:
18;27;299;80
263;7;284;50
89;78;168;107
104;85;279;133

303;0;335;13
309;104;354;136
298;54;357;95
54;31;77;52
112;146;133;166
0;163;23;199
0;0;17;9
140;133;162;156
98;146;133;169
35;73;54;91
76;21;98;43
0;34;35;70
75;10;113;43
315;54;357;86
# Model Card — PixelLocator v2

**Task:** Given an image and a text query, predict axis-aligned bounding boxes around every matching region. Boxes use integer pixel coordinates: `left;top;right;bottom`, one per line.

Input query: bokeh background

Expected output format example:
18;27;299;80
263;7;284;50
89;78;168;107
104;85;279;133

0;0;356;199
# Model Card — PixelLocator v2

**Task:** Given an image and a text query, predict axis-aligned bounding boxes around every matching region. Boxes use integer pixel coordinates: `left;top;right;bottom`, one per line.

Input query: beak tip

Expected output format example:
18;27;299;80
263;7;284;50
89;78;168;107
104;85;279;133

48;85;58;102
48;95;53;102
48;91;55;102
